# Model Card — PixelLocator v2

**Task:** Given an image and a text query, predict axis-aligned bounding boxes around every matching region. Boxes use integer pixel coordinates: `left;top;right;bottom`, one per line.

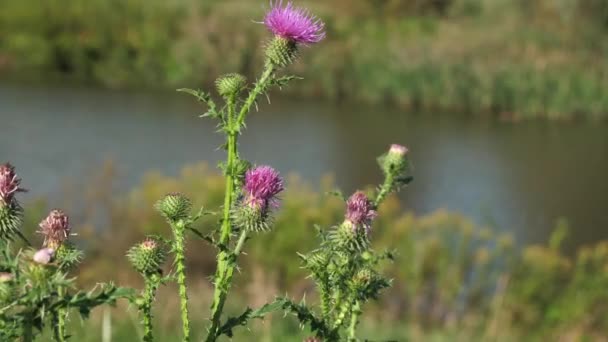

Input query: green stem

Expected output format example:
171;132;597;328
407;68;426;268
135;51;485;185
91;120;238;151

173;222;190;342
53;287;67;341
374;173;394;207
236;63;275;128
347;300;361;341
142;275;160;342
206;64;275;342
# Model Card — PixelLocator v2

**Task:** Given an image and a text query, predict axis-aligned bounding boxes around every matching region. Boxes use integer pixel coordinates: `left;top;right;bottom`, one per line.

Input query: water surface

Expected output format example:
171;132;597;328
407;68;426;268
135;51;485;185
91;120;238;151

1;82;607;250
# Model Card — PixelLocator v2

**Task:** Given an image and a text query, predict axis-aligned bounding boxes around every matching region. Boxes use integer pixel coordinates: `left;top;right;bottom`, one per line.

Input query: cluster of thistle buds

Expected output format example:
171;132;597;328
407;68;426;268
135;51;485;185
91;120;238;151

0;163;26;240
233;165;284;232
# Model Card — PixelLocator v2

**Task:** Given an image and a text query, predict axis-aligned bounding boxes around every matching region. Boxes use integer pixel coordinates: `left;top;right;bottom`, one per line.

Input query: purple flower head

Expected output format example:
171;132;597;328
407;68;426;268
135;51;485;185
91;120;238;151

389;144;408;156
38;209;71;248
0;163;25;205
345;191;377;235
264;1;325;44
244;166;284;211
33;248;54;265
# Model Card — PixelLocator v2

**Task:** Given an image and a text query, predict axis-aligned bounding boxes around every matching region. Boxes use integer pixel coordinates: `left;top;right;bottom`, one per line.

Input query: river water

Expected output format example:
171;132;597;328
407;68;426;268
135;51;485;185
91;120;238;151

1;82;607;250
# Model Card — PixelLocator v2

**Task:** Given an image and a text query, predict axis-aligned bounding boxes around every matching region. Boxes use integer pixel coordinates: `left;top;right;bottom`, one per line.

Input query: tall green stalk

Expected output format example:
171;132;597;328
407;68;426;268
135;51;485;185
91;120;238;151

53;287;67;341
206;63;274;342
171;221;190;341
142;274;160;342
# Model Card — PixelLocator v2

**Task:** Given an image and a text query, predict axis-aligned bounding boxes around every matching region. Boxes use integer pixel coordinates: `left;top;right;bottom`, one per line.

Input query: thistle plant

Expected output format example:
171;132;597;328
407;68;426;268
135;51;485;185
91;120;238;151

178;2;325;341
278;144;413;341
155;193;197;341
0;164;134;341
127;237;168;342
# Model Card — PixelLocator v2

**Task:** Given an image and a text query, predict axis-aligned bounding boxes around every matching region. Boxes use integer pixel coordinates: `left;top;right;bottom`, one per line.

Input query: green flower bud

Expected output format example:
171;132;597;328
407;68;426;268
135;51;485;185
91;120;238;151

0;203;22;241
328;221;370;252
265;36;298;68
55;242;84;271
215;73;247;98
378;144;409;177
155;193;191;222
127;237;167;276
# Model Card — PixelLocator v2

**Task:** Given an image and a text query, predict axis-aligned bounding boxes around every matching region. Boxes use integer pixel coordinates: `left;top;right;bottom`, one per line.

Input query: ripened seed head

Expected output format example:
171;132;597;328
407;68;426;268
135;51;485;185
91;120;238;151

127;237;166;275
155;193;192;222
38;209;70;249
33;248;55;265
216;73;247;98
0;163;25;206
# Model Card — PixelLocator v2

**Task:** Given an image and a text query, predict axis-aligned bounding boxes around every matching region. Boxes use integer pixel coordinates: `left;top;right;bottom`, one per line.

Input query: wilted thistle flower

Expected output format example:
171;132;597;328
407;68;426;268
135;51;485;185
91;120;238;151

0;164;25;240
331;192;377;252
127;237;167;275
263;1;325;67
0;163;25;206
234;166;284;232
33;248;55;265
0;272;14;283
155;193;192;222
345;191;377;236
38;210;71;249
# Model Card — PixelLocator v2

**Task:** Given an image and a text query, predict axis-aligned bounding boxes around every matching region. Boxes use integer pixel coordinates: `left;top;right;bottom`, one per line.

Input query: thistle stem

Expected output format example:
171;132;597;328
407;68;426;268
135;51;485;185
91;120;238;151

374;173;394;207
142;274;160;342
207;64;274;342
23;311;33;342
53;286;67;341
172;221;190;341
347;300;361;341
236;63;275;128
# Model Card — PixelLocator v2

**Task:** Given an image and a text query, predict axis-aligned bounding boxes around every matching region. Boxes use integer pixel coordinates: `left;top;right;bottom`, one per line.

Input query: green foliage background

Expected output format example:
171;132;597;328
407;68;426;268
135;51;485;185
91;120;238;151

1;0;608;120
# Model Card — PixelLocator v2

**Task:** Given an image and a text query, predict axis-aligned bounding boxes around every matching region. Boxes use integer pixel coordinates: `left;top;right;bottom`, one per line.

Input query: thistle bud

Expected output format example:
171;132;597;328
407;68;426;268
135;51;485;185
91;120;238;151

216;73;247;98
33;248;55;265
155;193;191;222
0;272;14;283
233;166;284;232
330;191;377;252
55;242;84;270
127;237;166;275
304;337;322;342
38;209;71;249
265;37;298;68
378;144;409;177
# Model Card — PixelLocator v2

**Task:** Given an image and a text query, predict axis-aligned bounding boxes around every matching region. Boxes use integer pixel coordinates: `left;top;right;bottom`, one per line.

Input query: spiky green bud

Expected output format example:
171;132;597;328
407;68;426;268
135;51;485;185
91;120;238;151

265;36;298;68
215;73;247;98
328;221;370;253
0;203;22;241
155;193;191;222
55;242;84;271
127;237;166;276
232;205;272;233
378;144;409;177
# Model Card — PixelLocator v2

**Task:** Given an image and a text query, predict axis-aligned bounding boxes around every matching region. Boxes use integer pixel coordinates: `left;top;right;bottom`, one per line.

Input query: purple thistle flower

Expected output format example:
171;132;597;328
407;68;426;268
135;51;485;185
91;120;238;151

0;163;25;205
345;191;377;235
38;209;71;248
264;1;325;44
244;166;284;211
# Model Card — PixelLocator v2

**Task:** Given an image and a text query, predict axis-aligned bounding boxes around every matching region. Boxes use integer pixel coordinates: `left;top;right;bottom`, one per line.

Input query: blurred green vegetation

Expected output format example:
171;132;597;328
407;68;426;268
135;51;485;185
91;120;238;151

1;0;607;120
20;162;608;340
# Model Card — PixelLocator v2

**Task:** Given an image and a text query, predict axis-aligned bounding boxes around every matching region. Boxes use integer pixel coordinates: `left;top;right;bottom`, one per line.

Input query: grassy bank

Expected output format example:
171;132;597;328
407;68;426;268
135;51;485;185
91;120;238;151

1;0;607;120
19;162;608;340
